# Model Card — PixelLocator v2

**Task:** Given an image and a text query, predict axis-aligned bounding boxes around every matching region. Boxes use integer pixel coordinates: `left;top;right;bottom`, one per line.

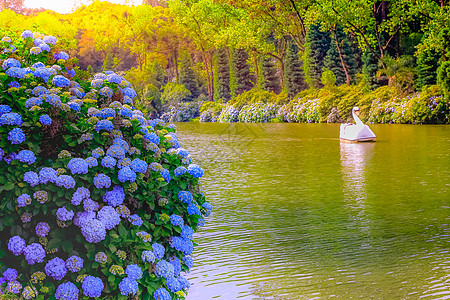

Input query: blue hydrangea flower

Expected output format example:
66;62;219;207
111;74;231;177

83;198;99;212
6;280;22;294
44;35;57;45
154;260;174;279
118;277;138;296
39;42;50;52
187;202;201;216
55;282;79;300
160;168;171;183
95;119;114;132
0;104;12;115
24;171;39;186
99;86;113;97
130;158;147;173
36;222;50;237
170;236;193;255
82;276;104;297
56;206;74;221
182;256;194;269
2;58;21;70
8;235;26;256
73;211;96;228
106;144;126;159
85;156;98;168
6;67;25;78
169;256;181;277
141;251;156;264
187;164;203;177
81;219;106;243
8;81;20;88
119;107;133;118
152;243;165;260
202;202;213;217
67;158;89;175
0;112;23;126
94;174;111;189
118;166;136;183
39;114;52;125
144;132;160;144
170;214;184;227
154;287;171;300
92;147;105;158
125;264;143;280
32;86;48;96
100;107;116;119
117;157;131;169
178;191;193;204
45;257;67;280
122;87;137;99
39;167;57;184
94;252;107;263
68;102;81;112
24;243;46;265
101;156;116;169
91;79;103;88
178;276;191;290
97;206;121;230
21;30;33;38
8;128;25;144
166;275;181;292
174;166;187;177
3;268;18;281
56;175;76;189
181;225;194;240
128;214;143;227
71;187;90;205
106;73;122;84
17;193;31;207
66;255;84;272
103;185;125;207
176;148;189;158
54;51;69;61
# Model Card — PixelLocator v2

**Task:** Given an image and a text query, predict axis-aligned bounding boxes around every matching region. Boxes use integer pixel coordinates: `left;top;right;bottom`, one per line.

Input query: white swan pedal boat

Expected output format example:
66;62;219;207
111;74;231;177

339;107;376;143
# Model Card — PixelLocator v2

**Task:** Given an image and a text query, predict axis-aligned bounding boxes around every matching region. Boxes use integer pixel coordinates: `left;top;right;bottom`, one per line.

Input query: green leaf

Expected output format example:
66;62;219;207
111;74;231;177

4;182;15;191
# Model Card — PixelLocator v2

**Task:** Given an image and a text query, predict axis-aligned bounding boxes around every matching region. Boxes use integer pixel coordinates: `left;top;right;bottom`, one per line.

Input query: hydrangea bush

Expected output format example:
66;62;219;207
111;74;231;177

160;103;201;123
237;102;278;123
0;31;212;300
368;93;449;124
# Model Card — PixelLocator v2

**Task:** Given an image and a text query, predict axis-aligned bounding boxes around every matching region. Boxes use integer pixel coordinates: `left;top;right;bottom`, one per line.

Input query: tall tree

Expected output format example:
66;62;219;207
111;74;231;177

284;43;307;98
216;48;231;101
179;53;200;100
304;24;331;89
233;48;254;95
1;0;24;14
416;49;440;90
261;56;282;94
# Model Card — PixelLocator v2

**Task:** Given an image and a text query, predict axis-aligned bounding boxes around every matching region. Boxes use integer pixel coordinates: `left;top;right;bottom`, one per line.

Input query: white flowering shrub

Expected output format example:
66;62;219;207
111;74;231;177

0;31;212;300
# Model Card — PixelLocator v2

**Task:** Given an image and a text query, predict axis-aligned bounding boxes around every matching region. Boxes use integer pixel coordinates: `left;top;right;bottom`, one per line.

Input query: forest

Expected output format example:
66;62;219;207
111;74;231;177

1;0;450;123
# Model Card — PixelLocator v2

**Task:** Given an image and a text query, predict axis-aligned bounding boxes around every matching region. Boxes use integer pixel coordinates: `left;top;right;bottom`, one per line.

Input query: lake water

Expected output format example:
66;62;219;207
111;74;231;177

176;123;450;300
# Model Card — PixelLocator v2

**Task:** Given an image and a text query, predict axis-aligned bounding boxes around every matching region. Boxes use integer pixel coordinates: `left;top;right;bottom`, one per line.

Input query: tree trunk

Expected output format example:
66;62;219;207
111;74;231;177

208;51;215;101
333;31;351;86
174;51;179;84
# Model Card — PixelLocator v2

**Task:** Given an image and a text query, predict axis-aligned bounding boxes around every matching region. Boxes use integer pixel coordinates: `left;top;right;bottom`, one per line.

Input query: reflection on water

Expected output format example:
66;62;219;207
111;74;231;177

176;123;450;300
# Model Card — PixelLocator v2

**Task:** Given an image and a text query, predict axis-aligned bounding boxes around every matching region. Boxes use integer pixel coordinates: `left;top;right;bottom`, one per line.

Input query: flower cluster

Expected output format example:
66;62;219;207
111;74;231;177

0;31;213;300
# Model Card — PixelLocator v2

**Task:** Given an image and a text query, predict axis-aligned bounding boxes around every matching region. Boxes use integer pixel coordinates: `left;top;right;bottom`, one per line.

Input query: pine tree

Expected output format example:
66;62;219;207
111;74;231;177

86;65;94;75
232;48;253;96
179;54;199;101
284;43;307;98
261;56;282;94
102;53;115;71
304;24;331;89
417;49;440;90
362;48;379;90
216;48;231;101
324;27;361;86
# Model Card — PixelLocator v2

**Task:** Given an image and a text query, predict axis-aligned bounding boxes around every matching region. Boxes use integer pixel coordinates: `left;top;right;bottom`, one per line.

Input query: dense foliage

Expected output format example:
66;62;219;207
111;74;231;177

0;31;212;300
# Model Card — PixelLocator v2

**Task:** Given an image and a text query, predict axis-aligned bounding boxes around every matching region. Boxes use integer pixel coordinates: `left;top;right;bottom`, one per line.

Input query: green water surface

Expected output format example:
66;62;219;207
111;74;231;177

176;123;449;300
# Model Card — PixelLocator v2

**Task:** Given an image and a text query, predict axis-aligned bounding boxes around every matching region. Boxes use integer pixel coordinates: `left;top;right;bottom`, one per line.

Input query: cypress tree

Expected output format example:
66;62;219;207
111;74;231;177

417;49;440;90
362;48;379;90
305;24;331;89
232;48;253;96
261;56;282;94
216;48;231;101
102;52;115;71
284;43;307;98
179;54;199;100
324;27;361;86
